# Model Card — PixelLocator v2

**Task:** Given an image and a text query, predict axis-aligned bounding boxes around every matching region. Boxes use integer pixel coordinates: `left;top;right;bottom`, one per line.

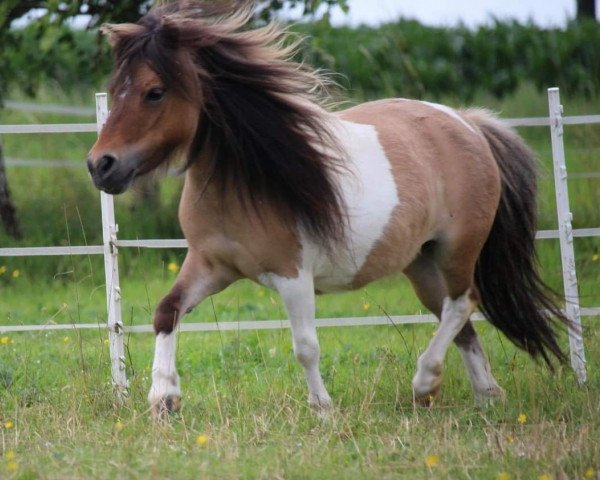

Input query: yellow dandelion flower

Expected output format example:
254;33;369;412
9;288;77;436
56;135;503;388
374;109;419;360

362;302;370;310
538;474;551;480
0;266;6;275
63;336;70;343
11;270;20;279
196;434;209;446
584;467;595;479
5;451;16;460
114;420;124;432
592;254;599;262
4;420;14;429
6;461;18;472
167;262;180;273
1;336;9;346
506;435;515;444
517;413;527;424
497;473;510;480
103;338;109;345
424;454;439;467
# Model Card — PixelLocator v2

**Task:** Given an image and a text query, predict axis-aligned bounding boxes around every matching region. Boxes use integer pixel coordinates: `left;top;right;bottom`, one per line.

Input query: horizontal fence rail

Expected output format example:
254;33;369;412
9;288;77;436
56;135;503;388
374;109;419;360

0;245;104;257
5;158;82;168
504;114;600;127
1;115;600;136
3;228;600;257
3;308;600;335
4;100;95;117
6;99;600;126
0;123;97;134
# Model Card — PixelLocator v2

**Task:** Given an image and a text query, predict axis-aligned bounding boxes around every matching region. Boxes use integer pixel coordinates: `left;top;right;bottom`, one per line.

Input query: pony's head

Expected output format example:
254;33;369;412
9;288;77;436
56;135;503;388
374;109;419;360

88;1;346;244
87;4;209;193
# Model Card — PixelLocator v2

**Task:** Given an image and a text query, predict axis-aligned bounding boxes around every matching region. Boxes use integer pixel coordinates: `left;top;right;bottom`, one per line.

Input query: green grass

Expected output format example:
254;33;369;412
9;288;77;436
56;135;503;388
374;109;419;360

1;300;599;478
0;85;599;478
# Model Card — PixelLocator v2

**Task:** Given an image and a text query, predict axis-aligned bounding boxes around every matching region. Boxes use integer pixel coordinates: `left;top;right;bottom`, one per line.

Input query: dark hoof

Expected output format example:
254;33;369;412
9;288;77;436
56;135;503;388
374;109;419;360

151;395;182;421
413;388;440;407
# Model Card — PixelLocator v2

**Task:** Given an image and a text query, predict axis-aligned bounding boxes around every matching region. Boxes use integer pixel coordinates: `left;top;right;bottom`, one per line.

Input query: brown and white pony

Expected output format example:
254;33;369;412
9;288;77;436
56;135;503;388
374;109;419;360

88;2;569;418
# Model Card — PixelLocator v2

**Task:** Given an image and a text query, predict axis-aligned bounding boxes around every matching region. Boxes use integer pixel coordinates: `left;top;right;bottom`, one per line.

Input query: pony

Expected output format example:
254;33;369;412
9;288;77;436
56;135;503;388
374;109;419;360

87;1;569;418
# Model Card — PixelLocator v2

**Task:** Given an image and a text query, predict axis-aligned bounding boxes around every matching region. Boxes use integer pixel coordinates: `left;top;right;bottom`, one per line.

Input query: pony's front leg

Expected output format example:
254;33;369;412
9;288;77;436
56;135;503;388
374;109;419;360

148;252;229;419
266;271;332;413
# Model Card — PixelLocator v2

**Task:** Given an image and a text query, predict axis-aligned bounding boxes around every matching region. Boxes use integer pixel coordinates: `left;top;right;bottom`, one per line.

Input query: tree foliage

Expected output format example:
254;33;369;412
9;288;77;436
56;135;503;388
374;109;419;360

0;0;347;103
576;0;597;21
254;0;348;21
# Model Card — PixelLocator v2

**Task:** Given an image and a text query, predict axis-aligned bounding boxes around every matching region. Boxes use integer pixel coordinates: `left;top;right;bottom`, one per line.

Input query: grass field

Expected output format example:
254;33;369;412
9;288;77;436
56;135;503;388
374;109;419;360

1;85;599;478
1;296;599;479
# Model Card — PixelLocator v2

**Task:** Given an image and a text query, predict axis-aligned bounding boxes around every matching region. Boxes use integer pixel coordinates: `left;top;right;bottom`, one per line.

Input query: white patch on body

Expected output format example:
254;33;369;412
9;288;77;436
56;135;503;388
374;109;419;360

419;100;477;134
301;119;400;293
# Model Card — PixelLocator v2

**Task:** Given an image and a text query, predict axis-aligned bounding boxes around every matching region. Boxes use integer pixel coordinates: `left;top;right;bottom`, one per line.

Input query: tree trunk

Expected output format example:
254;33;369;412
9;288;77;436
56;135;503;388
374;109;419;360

0;140;22;239
577;0;596;20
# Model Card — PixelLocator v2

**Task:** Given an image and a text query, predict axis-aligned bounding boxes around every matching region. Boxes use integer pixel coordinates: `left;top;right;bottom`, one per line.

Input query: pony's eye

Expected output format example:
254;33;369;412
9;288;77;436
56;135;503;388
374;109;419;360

144;87;165;103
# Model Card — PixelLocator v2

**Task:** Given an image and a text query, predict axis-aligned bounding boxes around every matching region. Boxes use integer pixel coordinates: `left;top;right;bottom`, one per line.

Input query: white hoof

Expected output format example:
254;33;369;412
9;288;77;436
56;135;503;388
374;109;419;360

308;393;333;417
474;384;506;407
412;357;443;406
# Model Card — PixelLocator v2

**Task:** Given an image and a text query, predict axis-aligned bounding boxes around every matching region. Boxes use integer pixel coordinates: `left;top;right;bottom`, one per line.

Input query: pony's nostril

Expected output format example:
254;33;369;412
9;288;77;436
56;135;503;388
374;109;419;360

97;154;117;176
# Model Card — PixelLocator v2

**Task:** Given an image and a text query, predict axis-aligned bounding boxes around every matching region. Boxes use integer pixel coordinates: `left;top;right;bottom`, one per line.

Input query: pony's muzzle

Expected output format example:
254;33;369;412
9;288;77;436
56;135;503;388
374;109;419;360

87;153;135;195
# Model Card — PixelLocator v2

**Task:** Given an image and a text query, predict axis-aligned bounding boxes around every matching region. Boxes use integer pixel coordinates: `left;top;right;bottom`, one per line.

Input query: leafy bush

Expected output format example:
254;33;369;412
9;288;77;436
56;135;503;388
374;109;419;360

298;18;600;101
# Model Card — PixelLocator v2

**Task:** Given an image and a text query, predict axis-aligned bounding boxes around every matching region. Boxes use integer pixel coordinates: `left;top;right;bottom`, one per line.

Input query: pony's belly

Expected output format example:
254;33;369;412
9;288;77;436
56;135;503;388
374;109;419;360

312;261;360;293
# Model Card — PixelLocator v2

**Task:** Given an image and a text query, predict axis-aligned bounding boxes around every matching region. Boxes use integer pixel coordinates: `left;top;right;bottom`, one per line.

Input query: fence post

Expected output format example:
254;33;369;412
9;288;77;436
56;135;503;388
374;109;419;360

547;87;587;383
95;93;128;400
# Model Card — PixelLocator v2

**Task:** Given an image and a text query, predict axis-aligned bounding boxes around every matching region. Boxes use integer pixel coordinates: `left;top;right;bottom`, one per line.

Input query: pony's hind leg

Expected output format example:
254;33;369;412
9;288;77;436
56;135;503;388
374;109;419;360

412;285;476;405
454;323;504;405
405;252;502;404
148;252;230;419
261;270;332;413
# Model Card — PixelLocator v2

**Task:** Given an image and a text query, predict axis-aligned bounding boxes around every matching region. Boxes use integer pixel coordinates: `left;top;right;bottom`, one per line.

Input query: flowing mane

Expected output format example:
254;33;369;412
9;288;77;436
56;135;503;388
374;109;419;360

104;1;346;245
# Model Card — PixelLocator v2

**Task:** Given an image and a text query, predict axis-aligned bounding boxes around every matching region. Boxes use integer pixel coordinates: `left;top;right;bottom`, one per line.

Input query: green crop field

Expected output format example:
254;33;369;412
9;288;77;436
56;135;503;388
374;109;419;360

0;83;599;479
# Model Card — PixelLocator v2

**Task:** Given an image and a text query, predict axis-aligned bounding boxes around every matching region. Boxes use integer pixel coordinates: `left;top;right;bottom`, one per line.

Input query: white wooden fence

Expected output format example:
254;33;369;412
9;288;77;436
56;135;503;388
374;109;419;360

1;88;599;397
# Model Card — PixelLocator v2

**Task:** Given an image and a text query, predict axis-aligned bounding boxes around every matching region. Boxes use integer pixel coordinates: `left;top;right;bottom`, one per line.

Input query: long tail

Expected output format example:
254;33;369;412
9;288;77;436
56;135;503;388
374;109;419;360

464;109;569;367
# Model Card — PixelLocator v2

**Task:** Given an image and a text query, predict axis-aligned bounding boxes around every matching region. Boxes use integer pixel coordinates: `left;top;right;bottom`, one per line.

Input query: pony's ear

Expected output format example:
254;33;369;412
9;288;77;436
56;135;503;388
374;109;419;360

100;23;145;47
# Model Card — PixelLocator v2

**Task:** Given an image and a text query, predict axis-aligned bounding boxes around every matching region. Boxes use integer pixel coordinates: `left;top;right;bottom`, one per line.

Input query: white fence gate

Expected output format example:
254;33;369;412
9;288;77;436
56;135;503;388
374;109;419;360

1;88;599;398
